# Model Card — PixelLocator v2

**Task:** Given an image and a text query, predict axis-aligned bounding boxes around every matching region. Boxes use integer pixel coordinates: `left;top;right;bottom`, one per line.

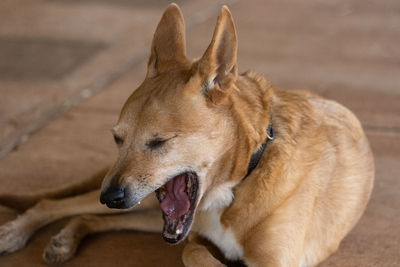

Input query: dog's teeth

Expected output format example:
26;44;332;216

176;229;182;235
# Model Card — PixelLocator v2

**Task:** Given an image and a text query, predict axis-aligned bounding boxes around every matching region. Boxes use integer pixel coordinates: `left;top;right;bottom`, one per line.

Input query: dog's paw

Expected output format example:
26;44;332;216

43;229;78;264
0;220;30;255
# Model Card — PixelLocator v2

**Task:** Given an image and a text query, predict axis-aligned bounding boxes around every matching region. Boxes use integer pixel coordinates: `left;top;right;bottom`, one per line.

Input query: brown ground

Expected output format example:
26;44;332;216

0;0;399;266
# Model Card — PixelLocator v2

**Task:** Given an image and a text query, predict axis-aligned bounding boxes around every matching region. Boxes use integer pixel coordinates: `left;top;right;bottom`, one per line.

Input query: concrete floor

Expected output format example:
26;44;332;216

0;0;399;266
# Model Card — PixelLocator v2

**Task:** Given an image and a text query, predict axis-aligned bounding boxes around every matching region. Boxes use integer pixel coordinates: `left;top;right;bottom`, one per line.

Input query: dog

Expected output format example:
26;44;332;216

0;3;374;266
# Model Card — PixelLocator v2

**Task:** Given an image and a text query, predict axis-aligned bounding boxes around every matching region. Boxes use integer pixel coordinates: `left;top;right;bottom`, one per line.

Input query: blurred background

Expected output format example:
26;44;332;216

0;0;399;266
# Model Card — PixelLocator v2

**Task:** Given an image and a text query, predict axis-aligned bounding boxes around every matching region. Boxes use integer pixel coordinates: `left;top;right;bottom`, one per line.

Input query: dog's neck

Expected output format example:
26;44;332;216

246;121;274;177
212;72;274;186
198;72;274;211
233;73;274;182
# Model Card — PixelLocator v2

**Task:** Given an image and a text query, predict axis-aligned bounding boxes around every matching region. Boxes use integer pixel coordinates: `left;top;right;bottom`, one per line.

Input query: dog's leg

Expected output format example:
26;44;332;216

0;190;158;255
0;168;108;211
43;210;162;264
242;203;311;267
182;233;226;267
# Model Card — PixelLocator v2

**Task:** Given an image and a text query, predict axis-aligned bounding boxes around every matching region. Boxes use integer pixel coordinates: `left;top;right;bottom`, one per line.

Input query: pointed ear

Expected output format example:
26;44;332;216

198;6;238;102
147;3;186;77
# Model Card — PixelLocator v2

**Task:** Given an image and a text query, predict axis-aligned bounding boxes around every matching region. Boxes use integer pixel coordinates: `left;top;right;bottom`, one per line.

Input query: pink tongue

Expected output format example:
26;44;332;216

160;174;190;219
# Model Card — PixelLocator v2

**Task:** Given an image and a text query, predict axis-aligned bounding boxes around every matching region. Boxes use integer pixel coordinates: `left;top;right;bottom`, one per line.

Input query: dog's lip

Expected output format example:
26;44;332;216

105;200;124;208
104;198;130;209
155;171;199;243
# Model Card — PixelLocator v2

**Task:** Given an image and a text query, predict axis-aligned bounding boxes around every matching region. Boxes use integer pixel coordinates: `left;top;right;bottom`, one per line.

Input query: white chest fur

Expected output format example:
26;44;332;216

193;209;244;261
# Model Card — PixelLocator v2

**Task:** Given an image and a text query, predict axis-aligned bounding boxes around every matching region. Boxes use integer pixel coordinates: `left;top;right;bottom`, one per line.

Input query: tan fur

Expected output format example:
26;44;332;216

0;3;373;266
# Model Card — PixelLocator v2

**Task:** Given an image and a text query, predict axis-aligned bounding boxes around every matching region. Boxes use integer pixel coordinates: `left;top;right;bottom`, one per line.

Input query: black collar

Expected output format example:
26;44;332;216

246;122;274;177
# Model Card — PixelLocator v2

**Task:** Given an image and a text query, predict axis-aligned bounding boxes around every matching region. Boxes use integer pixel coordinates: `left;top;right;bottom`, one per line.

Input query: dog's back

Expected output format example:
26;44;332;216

279;91;374;265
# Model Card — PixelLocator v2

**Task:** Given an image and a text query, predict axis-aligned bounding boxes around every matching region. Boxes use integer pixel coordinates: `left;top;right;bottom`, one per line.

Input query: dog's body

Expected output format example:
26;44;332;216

0;4;373;267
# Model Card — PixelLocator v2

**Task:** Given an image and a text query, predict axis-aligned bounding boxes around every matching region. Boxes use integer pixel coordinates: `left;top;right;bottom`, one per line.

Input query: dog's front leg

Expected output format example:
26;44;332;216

43;209;162;264
0;189;114;255
0;190;156;255
182;233;226;267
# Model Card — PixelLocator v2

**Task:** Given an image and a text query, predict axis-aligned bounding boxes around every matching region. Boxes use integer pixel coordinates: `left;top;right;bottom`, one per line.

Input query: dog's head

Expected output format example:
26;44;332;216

100;4;257;243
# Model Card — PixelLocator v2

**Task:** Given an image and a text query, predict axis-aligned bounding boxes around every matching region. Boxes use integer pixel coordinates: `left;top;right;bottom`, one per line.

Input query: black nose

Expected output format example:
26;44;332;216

100;186;125;205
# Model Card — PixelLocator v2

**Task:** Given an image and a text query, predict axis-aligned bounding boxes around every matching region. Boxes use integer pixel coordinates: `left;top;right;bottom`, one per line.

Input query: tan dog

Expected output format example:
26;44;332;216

0;4;374;266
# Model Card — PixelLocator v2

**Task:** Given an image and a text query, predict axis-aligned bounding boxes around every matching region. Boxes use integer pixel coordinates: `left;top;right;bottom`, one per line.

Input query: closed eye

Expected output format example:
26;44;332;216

146;138;167;149
146;135;177;150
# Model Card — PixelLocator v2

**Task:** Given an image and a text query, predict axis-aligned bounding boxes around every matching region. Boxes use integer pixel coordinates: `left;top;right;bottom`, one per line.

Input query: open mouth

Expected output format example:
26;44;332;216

155;172;198;244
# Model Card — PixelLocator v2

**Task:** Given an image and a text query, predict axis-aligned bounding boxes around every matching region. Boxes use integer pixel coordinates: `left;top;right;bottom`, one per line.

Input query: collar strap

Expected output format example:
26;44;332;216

246;122;274;177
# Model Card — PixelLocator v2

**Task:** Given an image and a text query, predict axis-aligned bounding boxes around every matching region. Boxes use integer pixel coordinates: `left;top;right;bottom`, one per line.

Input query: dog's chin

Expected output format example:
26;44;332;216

155;171;199;244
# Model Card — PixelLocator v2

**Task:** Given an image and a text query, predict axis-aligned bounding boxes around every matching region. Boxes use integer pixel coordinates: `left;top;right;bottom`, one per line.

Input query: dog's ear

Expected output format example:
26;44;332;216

147;3;186;77
197;6;238;103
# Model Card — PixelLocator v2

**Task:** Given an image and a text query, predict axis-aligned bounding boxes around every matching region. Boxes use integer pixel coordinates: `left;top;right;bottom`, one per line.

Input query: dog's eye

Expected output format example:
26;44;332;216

113;135;124;146
146;138;167;149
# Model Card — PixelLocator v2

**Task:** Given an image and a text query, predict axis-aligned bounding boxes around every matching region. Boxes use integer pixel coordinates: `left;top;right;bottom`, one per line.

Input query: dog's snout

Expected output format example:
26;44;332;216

100;186;125;207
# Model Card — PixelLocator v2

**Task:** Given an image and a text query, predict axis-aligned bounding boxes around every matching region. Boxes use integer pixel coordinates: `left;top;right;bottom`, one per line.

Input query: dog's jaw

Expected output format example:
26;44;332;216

155;171;199;243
